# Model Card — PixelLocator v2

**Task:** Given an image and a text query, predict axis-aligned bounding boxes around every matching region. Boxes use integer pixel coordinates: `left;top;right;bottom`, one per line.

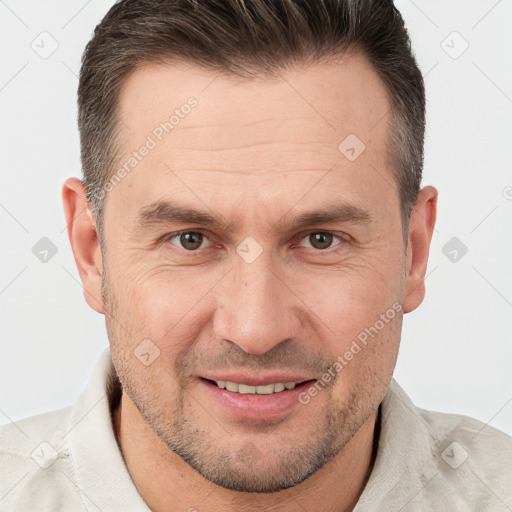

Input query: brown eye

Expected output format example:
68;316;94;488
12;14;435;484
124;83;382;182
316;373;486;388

171;232;207;251
308;232;335;250
297;232;344;251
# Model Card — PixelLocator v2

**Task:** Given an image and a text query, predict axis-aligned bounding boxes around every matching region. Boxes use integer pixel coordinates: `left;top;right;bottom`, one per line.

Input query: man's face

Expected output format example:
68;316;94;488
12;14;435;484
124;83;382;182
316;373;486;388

102;52;407;492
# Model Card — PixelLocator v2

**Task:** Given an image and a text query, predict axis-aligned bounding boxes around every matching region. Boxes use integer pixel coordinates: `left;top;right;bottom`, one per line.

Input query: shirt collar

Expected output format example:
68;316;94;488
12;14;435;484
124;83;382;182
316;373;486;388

66;347;150;511
354;379;441;510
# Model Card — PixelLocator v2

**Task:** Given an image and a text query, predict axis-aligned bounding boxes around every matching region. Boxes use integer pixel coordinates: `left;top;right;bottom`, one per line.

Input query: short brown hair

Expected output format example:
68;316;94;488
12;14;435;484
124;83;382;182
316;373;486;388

78;0;425;245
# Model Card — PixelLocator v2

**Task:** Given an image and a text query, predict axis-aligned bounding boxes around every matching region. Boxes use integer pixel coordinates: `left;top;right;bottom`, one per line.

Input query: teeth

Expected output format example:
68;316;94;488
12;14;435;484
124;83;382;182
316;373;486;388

213;380;300;394
239;384;256;394
225;381;238;392
254;384;275;395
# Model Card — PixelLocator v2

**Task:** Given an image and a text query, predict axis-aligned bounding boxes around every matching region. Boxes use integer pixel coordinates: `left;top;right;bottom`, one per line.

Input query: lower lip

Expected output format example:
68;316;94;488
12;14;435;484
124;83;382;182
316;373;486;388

199;378;316;421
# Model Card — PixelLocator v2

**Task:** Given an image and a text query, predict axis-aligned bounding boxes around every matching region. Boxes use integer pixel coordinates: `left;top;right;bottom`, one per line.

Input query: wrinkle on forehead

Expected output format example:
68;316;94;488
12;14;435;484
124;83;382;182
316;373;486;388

115;52;390;158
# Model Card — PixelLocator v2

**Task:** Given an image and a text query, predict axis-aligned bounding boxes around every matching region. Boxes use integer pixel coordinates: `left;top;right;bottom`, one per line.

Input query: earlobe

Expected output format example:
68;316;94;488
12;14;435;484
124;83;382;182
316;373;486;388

62;177;105;314
403;186;438;314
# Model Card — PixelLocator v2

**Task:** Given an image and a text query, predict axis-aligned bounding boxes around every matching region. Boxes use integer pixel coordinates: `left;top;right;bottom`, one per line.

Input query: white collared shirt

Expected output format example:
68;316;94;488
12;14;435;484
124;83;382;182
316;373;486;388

1;347;511;511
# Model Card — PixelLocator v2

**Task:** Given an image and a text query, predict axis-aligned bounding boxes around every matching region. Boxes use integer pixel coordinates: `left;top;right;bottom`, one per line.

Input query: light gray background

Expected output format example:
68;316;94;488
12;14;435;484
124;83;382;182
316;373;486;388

1;0;511;437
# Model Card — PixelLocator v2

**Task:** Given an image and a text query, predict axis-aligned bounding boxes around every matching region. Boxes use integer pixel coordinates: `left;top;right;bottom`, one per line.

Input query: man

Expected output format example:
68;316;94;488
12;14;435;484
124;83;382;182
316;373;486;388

1;0;511;510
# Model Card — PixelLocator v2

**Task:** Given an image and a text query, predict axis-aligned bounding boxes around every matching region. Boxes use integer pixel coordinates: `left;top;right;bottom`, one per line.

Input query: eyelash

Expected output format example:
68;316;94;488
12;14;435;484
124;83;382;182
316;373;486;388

163;229;349;254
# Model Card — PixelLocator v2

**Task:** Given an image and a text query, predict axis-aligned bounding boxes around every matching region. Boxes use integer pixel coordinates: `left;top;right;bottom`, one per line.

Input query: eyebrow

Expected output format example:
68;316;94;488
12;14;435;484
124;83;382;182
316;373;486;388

136;200;373;233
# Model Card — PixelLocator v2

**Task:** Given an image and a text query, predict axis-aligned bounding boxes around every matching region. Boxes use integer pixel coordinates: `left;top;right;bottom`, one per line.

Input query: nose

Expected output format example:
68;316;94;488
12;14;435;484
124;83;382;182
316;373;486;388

212;253;300;355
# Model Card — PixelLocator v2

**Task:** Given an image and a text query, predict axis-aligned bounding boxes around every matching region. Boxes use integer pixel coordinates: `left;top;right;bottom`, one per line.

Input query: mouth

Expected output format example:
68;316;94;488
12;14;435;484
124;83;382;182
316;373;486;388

201;377;314;395
198;377;318;421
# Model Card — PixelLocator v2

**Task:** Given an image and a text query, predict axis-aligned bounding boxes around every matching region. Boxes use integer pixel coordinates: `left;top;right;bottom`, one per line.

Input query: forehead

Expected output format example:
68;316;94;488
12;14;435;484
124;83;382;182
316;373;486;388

117;51;390;143
107;53;396;228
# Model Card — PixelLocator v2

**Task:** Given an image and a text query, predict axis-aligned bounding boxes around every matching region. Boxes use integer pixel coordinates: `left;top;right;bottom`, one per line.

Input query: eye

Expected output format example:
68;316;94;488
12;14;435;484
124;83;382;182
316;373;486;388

296;232;345;251
167;231;212;251
164;230;348;254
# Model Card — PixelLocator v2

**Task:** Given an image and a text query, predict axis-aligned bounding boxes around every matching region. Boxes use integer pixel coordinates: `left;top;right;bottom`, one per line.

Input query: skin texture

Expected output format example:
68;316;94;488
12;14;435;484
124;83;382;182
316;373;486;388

63;51;437;512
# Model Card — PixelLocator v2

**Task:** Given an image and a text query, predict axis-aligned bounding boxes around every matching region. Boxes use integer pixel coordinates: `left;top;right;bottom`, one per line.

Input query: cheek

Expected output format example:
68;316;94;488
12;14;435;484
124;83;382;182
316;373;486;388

108;231;405;353
110;264;221;352
307;254;403;339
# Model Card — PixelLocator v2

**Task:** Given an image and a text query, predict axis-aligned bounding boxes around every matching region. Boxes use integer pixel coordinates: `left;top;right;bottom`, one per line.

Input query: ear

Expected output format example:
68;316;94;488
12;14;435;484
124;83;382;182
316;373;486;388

62;177;105;314
403;186;438;314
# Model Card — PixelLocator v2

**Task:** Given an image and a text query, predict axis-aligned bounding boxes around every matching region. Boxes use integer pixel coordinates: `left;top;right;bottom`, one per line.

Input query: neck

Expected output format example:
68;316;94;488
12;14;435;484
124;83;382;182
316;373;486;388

113;394;379;512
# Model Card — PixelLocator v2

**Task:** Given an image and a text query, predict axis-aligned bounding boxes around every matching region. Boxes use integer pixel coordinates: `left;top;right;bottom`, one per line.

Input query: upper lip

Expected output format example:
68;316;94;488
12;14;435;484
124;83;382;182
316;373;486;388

199;373;316;386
